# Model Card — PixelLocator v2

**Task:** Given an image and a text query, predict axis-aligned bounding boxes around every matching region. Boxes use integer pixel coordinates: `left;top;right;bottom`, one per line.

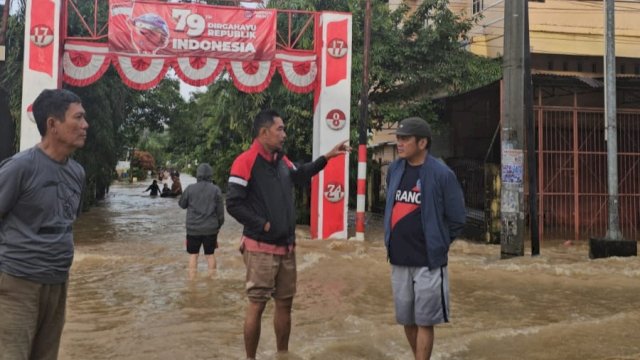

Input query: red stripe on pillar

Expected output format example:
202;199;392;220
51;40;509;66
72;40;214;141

357;179;366;194
358;144;367;164
356;144;367;237
356;212;366;233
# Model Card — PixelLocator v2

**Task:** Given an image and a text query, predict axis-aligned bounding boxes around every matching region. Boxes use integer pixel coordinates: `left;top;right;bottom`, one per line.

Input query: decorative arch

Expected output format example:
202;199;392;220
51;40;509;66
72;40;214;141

21;0;351;240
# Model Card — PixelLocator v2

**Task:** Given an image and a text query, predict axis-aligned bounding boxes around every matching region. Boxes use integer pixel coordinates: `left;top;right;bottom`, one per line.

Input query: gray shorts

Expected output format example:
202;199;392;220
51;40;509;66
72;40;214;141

391;265;450;326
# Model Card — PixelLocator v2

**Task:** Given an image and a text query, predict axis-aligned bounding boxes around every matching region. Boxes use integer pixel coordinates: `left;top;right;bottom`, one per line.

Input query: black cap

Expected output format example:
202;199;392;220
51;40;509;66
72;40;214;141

394;117;432;138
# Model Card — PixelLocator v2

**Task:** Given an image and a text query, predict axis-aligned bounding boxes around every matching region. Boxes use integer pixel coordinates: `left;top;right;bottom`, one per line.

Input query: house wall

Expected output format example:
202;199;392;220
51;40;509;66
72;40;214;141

447;82;501;161
455;0;640;60
388;0;421;12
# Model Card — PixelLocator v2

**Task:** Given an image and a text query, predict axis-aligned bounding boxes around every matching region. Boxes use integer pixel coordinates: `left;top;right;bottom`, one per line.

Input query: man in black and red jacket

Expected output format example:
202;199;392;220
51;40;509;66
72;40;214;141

226;109;349;360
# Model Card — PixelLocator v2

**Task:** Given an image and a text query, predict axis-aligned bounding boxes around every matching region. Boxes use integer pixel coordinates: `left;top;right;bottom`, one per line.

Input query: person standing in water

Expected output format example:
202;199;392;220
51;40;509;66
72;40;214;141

144;179;161;196
384;117;465;360
179;163;224;279
170;171;183;196
226;109;350;360
0;89;88;360
161;183;171;196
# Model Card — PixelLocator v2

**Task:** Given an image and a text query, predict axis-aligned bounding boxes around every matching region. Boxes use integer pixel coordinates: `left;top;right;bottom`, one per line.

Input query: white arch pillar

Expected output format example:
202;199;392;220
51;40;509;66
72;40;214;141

310;12;352;239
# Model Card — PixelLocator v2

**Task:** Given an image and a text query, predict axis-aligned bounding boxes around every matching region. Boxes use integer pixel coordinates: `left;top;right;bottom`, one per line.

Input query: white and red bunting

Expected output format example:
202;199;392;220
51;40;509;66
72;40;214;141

63;42;111;87
226;60;276;93
112;55;171;90
172;57;224;87
275;52;318;93
62;41;319;94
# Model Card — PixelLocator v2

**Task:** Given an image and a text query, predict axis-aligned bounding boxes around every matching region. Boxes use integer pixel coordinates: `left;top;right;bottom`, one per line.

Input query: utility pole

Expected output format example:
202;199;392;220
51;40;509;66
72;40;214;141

603;0;621;242
589;0;637;258
501;0;526;258
354;0;371;241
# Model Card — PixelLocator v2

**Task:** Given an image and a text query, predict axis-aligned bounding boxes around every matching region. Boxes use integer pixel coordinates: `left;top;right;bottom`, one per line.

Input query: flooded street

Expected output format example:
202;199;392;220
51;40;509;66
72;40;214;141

60;176;640;360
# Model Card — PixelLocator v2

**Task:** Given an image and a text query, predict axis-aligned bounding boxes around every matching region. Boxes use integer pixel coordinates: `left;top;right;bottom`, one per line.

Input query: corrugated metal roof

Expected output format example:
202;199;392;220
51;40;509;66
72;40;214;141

532;70;604;88
532;70;640;87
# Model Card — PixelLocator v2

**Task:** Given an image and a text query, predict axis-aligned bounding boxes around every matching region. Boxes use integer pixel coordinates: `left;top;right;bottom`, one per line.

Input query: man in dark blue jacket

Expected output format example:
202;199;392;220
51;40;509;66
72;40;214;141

226;109;349;360
384;117;466;360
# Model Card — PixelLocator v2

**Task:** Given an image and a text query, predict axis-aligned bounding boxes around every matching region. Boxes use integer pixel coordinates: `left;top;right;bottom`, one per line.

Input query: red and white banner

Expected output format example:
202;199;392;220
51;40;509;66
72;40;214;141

311;13;352;239
20;0;61;150
62;40;318;93
109;0;276;61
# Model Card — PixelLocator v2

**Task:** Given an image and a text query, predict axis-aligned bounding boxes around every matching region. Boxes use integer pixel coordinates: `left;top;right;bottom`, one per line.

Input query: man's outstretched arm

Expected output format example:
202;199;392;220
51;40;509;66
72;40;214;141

290;141;351;185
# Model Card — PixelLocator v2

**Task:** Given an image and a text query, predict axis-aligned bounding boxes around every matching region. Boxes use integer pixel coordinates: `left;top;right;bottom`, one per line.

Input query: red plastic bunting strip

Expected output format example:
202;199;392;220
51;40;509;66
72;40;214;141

275;52;317;94
62;41;111;87
172;57;225;87
226;60;276;93
62;42;318;94
112;55;171;90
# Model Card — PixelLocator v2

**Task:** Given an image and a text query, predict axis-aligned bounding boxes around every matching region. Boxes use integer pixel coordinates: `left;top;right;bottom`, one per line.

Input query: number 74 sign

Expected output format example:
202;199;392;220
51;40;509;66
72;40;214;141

324;183;344;203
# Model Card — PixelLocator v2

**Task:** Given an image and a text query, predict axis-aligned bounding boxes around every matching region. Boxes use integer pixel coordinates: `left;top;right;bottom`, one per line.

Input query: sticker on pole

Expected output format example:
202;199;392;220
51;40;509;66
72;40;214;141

326;109;346;130
30;25;54;47
327;38;348;58
324;182;344;203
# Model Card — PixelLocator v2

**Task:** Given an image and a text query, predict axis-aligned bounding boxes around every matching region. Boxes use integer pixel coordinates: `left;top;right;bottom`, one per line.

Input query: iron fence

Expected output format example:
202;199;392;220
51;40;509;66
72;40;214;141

535;106;640;242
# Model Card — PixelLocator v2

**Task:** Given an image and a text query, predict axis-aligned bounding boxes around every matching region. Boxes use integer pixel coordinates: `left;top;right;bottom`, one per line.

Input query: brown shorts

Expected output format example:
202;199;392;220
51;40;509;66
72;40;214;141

242;250;296;302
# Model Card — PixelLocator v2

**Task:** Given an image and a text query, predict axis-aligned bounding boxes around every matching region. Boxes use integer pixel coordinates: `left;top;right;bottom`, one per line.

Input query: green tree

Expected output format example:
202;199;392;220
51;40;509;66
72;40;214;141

137;131;170;171
124;78;186;147
69;70;134;204
0;0;26;154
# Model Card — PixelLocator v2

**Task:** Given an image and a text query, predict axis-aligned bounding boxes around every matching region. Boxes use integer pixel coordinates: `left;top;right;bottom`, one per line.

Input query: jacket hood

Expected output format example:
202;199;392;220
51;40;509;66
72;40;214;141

196;163;213;181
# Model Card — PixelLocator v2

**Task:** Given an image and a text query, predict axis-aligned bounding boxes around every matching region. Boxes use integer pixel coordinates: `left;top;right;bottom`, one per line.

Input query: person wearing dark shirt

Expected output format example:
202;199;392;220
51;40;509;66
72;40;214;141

226;110;350;360
383;117;465;360
144;180;161;196
161;183;171;197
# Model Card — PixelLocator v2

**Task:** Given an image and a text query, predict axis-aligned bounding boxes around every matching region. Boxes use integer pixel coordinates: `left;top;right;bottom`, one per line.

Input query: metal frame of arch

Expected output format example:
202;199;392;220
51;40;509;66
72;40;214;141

20;0;352;239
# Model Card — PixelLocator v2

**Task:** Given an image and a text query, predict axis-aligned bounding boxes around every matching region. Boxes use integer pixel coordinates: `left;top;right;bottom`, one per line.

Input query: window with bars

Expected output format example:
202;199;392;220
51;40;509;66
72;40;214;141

472;0;483;14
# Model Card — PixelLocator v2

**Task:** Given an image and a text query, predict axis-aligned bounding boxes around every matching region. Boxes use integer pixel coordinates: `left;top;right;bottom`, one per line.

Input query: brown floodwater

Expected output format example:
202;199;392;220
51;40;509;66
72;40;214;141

59;176;640;360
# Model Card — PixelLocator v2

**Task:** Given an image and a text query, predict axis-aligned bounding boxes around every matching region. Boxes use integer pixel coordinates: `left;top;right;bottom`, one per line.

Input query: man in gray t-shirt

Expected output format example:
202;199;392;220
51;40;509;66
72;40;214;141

0;89;88;360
